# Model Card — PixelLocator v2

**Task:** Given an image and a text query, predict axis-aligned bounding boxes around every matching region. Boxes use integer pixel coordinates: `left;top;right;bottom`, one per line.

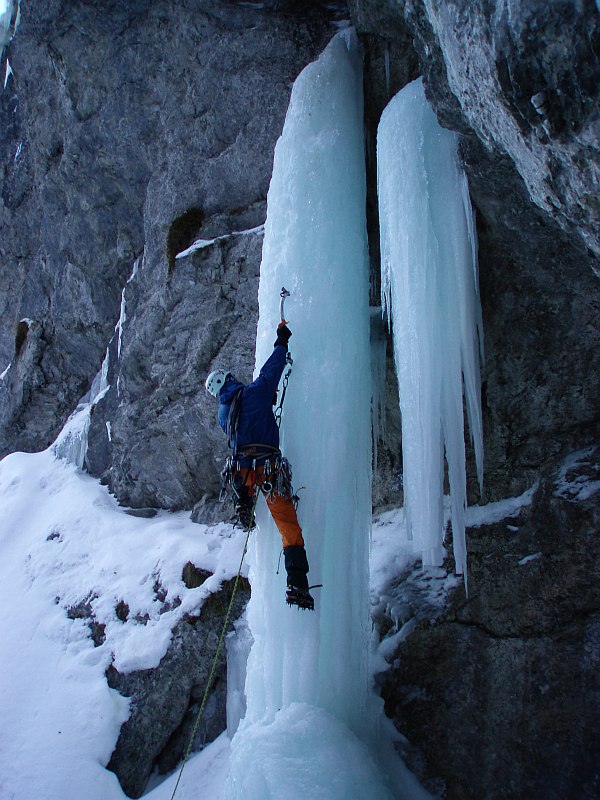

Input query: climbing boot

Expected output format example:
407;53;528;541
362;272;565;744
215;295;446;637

283;545;313;609
283;545;309;589
286;584;315;611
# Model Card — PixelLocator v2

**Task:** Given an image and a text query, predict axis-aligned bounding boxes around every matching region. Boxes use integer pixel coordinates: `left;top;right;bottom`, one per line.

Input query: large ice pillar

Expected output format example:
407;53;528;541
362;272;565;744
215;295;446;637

227;30;397;800
1;0;19;56
246;26;372;735
378;78;484;578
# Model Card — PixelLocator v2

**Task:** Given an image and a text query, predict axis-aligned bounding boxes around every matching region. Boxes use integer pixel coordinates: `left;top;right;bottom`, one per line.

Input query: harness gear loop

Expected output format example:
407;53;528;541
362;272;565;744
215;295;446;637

169;491;258;800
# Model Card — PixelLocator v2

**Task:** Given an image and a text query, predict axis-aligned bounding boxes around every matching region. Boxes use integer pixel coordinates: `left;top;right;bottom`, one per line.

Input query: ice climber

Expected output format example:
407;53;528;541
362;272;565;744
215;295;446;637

205;322;314;611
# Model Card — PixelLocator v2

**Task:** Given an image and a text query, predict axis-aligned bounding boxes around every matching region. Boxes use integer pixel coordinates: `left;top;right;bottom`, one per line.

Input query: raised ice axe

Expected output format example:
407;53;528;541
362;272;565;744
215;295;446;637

279;286;290;323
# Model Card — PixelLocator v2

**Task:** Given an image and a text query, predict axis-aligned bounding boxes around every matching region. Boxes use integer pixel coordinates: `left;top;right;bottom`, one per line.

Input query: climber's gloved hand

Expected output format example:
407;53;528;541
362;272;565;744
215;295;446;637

274;323;292;350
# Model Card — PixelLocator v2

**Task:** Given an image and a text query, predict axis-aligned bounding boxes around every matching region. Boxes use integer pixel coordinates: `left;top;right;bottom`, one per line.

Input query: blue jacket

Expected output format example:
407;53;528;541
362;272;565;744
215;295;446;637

218;346;287;462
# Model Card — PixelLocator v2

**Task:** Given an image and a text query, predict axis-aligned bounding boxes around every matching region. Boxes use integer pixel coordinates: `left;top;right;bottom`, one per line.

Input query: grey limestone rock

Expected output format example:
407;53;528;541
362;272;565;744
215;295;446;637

0;0;344;493
79;1;344;511
403;0;600;259
348;2;600;796
376;449;600;799
88;225;266;510
106;574;251;799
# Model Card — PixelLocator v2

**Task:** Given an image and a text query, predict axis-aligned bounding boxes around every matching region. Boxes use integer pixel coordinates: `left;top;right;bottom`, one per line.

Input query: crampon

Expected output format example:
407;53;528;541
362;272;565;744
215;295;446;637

286;585;315;611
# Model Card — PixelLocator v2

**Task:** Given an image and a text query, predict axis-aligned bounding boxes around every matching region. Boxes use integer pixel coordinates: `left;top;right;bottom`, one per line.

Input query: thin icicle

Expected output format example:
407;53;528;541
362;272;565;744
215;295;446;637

0;0;20;59
4;58;13;89
115;257;140;359
116;288;126;359
127;257;139;283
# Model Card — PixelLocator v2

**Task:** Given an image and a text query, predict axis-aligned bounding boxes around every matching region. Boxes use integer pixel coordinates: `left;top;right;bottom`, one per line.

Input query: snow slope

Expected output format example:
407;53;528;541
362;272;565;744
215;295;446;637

0;446;246;800
0;439;536;799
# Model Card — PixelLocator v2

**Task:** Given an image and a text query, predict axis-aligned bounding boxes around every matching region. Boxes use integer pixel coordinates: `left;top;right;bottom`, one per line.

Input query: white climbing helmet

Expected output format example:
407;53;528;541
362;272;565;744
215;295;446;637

205;369;229;397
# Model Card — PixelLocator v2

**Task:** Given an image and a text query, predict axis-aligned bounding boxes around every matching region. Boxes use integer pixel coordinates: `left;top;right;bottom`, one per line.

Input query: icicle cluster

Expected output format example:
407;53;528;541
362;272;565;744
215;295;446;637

377;77;484;579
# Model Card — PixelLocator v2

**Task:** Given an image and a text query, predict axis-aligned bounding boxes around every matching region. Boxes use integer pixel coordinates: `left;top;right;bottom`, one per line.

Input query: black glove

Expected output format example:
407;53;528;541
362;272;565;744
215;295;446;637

274;323;292;350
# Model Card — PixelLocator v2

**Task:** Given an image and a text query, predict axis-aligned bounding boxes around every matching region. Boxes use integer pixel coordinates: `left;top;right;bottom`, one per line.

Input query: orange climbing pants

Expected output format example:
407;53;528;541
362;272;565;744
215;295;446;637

239;466;304;548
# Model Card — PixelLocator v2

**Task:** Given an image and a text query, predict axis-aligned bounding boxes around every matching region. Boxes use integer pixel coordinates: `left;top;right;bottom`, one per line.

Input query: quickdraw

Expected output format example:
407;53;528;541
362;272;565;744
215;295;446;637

220;450;299;529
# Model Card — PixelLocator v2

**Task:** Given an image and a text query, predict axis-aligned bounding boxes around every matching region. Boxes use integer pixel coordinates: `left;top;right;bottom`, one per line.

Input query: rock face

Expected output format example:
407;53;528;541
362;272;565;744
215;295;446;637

0;0;344;509
376;450;600;799
405;0;600;260
1;1;599;798
88;223;265;510
107;575;250;798
350;2;600;798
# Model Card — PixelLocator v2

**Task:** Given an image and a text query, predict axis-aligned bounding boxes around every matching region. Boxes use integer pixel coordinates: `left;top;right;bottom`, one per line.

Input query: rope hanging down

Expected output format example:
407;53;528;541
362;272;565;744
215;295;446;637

171;287;295;799
169;492;258;800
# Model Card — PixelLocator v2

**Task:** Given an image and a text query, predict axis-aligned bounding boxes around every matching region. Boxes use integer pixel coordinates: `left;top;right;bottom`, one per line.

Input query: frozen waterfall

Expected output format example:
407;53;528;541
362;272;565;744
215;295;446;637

53;348;110;470
377;77;484;578
227;30;418;800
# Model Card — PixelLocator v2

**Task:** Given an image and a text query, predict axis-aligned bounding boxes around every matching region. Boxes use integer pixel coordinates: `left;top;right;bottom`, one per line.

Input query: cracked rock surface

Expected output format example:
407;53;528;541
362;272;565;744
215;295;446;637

0;1;343;508
375;451;600;800
106;575;250;799
402;0;600;259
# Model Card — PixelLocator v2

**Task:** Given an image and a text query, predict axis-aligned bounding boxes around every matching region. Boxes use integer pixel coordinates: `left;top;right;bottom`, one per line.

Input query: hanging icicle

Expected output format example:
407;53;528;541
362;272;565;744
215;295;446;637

378;77;484;582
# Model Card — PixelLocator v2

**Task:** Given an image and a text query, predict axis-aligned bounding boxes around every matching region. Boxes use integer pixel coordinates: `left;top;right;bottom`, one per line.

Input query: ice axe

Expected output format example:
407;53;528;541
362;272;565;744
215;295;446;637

279;286;290;323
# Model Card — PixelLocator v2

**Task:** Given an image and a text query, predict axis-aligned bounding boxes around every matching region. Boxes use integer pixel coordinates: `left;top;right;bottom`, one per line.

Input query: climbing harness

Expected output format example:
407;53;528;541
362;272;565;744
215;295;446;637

220;447;300;529
169;490;259;800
